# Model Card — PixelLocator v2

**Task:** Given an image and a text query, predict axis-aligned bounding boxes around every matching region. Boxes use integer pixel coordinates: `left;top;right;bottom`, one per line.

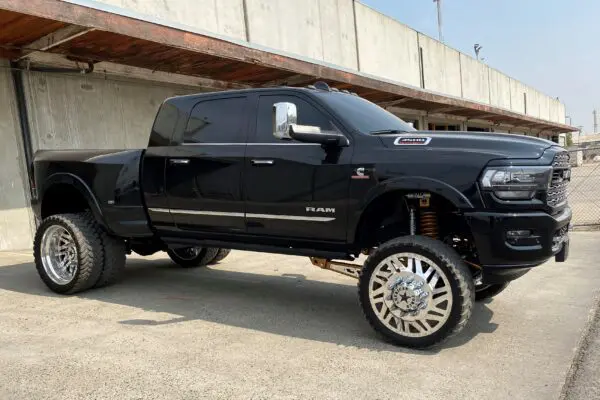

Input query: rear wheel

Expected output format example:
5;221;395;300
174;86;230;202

209;248;232;265
95;233;126;288
358;235;474;348
475;283;509;301
167;247;219;268
34;213;104;294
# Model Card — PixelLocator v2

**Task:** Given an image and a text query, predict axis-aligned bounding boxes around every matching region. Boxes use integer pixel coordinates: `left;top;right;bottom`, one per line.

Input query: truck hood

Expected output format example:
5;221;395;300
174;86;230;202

378;131;556;160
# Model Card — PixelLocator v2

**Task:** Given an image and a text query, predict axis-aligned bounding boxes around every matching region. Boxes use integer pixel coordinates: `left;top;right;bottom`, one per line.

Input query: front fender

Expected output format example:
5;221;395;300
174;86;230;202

348;176;474;245
361;176;474;210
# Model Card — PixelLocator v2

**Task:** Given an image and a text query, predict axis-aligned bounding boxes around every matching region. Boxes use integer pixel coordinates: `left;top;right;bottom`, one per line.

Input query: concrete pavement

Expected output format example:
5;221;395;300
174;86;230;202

0;232;599;399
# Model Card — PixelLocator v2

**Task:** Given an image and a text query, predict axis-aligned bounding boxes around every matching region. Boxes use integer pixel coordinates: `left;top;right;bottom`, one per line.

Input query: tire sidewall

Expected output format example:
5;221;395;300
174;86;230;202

167;247;218;268
34;217;84;294
359;238;468;348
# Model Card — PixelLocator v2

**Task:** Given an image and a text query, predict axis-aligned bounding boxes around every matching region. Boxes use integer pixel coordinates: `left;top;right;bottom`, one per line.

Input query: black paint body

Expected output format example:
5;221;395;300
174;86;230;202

31;87;571;283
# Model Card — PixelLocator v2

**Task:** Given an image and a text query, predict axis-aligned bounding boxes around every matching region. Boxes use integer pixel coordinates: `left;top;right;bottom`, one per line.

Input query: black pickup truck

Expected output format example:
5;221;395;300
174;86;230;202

31;83;571;348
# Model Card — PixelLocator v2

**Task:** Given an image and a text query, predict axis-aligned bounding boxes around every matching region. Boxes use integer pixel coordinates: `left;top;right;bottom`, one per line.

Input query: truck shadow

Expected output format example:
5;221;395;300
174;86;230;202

0;257;498;354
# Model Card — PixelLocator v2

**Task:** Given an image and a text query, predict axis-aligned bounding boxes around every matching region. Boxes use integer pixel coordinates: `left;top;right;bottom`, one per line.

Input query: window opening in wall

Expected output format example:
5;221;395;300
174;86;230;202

428;123;461;131
467;126;491;132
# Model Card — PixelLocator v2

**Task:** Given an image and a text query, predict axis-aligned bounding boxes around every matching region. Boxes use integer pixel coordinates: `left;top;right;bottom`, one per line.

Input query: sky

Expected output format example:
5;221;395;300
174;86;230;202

360;0;599;133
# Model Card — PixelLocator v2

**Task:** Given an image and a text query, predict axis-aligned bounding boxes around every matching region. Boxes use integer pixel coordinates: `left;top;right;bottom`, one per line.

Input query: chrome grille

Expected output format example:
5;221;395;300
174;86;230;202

548;152;570;207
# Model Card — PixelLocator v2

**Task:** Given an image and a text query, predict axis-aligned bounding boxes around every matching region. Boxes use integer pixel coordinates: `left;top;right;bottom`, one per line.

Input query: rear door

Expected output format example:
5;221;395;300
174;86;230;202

243;93;353;241
165;95;249;234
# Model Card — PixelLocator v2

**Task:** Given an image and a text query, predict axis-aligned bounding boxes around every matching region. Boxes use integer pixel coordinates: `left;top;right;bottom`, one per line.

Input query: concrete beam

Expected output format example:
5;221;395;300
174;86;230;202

0;0;573;132
379;97;413;107
24;52;250;91
386;106;426;117
262;74;316;87
429;106;462;114
18;25;94;60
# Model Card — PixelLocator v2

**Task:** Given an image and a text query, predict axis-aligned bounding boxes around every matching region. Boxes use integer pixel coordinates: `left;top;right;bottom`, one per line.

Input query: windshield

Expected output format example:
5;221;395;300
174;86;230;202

316;92;417;134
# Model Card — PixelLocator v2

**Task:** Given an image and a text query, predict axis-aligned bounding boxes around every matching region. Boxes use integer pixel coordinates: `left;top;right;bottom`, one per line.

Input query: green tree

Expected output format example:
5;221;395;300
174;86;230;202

566;132;573;147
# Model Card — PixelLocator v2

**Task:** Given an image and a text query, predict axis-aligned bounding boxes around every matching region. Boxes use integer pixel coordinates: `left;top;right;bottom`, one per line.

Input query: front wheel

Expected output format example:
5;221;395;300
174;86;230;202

358;235;474;349
167;247;219;268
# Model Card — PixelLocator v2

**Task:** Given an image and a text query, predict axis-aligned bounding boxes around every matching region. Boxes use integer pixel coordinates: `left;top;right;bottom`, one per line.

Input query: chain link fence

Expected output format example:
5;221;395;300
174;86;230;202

568;146;600;229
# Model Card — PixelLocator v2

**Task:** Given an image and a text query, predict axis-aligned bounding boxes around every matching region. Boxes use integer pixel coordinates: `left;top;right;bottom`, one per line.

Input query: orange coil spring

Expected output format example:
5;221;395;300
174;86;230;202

420;211;439;239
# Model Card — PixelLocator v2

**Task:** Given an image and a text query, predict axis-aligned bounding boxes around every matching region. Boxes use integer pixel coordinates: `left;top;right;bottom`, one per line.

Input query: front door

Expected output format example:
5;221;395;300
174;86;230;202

244;93;353;242
165;95;249;234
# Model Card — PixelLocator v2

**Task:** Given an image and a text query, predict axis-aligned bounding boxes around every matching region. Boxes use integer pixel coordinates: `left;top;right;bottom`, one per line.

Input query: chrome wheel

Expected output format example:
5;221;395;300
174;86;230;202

40;225;78;285
368;252;453;338
171;247;202;261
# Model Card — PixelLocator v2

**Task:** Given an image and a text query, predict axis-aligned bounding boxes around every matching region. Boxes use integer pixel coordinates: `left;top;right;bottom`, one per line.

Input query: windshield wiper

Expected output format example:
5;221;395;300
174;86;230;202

368;129;411;135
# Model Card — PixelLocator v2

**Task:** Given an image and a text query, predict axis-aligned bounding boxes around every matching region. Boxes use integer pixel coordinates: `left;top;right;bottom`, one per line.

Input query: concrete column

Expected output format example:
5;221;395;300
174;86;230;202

0;61;35;250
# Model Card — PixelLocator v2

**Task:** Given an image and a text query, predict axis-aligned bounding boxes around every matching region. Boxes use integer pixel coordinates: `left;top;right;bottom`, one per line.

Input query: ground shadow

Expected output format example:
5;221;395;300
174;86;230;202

0;257;498;354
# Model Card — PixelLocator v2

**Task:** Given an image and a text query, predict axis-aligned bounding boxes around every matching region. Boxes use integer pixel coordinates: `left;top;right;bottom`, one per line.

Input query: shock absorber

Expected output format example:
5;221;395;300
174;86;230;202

420;210;439;239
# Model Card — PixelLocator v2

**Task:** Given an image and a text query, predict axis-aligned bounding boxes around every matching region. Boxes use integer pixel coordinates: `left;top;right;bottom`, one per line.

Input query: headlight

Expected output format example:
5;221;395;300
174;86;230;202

480;166;552;200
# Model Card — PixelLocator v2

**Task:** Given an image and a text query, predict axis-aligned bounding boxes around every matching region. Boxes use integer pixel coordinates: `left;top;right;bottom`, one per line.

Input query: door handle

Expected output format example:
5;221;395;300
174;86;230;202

169;158;190;165
251;159;274;166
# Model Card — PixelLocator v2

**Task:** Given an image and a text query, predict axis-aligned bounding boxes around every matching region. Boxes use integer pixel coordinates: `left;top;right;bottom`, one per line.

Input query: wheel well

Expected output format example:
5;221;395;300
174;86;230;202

41;184;90;219
354;191;467;250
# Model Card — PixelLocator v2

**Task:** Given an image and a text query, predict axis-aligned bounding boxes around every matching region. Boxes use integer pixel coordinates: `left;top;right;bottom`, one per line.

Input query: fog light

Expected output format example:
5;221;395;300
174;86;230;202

506;230;532;238
506;229;540;247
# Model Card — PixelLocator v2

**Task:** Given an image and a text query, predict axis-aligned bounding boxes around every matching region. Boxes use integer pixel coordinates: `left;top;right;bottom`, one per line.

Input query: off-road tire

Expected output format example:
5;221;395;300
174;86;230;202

475;283;509;301
209;248;232;265
358;235;475;349
33;213;104;294
167;247;219;268
94;233;126;288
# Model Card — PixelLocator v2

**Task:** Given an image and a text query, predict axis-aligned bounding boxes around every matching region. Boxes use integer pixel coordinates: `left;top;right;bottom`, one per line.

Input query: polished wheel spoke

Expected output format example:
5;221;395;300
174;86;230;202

368;252;453;338
41;225;78;285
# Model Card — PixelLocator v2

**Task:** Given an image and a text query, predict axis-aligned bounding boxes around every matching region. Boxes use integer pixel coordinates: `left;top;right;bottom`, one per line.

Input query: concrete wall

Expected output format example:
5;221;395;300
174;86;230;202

418;33;461;96
82;0;566;125
488;68;511;110
354;3;420;87
93;0;247;40
246;0;358;69
459;54;490;104
549;99;559;123
557;103;566;124
525;86;540;118
23;73;195;151
0;62;35;250
539;94;550;122
509;78;527;115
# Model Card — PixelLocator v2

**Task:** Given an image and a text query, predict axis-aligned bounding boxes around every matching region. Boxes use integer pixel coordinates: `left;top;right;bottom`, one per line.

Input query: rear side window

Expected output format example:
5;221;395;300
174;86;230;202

184;97;247;143
150;102;178;146
255;95;333;143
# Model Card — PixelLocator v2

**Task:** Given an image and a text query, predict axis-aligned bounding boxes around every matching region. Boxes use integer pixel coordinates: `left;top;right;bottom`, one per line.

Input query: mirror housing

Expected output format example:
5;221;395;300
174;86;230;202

273;102;348;147
273;102;297;140
289;125;348;147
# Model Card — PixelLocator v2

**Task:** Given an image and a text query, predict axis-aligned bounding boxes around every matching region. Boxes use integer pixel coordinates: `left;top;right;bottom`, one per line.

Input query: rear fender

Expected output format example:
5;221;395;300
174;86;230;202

41;173;111;233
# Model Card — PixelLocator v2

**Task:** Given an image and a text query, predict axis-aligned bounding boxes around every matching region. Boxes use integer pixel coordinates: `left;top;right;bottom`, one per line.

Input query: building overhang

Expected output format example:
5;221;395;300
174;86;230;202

0;0;575;134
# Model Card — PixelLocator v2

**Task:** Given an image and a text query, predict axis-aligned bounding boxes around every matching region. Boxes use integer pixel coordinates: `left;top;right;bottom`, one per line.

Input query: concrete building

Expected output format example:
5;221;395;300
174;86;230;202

0;0;573;250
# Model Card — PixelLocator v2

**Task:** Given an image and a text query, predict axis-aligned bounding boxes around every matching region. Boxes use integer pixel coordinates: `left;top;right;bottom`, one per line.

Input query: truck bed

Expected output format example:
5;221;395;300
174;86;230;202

32;149;153;238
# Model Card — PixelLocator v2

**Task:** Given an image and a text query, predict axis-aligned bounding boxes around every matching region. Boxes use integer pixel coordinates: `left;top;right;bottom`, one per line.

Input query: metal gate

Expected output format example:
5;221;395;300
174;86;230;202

568;146;600;228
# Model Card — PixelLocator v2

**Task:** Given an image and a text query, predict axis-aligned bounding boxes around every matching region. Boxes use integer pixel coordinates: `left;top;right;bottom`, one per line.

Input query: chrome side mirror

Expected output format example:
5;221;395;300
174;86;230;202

273;102;297;140
272;101;349;147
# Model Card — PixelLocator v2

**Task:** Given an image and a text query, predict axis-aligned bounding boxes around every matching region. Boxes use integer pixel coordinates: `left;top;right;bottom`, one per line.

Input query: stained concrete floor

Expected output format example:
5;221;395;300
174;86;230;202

0;232;599;399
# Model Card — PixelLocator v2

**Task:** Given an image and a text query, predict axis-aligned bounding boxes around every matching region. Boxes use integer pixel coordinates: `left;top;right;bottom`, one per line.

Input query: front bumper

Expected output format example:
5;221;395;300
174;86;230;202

465;206;571;284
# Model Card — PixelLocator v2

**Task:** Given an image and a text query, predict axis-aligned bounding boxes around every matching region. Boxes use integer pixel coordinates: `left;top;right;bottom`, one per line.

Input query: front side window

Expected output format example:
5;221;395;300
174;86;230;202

255;95;334;143
184;97;247;143
314;92;416;135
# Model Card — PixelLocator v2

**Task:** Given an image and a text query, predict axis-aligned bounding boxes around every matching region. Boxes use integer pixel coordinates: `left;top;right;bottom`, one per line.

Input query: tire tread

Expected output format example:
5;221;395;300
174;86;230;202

358;235;474;348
